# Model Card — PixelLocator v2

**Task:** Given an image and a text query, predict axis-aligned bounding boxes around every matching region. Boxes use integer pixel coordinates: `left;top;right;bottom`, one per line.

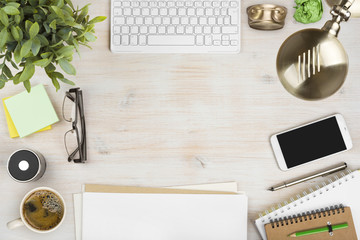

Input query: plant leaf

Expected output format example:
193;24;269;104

0;9;9;26
45;63;56;73
84;32;96;42
31;37;41;56
51;6;64;20
14;43;21;63
56;45;74;59
6;3;20;8
49;19;56;30
58;76;75;85
0;28;8;48
51;76;60;91
11;25;20;41
19;63;35;82
65;0;75;10
3;64;13;78
25;20;33;33
2;6;20;15
59;58;76;75
20;39;32;58
34;58;49;67
88;16;106;25
0;79;5;89
23;80;31;92
29;22;39;39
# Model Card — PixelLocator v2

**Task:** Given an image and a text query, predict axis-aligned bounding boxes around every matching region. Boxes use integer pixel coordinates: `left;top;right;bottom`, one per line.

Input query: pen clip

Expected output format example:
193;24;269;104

327;222;333;236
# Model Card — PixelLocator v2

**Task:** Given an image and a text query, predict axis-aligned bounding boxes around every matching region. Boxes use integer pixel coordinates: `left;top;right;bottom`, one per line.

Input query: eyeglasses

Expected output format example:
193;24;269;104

62;88;87;163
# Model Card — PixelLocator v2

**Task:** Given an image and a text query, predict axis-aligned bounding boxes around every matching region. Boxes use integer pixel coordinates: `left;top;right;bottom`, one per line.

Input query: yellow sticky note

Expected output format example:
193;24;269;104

2;97;51;138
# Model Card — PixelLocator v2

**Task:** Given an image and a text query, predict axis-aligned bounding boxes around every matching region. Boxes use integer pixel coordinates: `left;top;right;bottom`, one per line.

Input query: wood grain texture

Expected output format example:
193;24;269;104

1;0;360;239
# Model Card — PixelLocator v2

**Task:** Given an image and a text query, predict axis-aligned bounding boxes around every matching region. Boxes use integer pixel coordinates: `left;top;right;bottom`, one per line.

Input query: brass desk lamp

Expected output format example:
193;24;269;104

276;0;355;100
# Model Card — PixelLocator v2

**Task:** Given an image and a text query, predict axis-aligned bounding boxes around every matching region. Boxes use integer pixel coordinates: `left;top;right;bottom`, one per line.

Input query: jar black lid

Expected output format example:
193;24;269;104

8;150;40;182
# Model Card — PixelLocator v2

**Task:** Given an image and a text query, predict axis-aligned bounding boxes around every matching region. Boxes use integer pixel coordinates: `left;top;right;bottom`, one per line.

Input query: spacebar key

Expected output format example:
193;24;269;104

148;35;195;46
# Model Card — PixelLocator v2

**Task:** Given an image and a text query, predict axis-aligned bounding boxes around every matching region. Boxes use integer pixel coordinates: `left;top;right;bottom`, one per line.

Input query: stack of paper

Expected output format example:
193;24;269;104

2;84;59;138
74;182;248;240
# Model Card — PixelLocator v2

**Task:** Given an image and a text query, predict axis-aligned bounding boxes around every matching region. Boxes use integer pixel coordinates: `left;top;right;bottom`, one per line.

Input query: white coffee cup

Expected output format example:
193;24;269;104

7;187;66;233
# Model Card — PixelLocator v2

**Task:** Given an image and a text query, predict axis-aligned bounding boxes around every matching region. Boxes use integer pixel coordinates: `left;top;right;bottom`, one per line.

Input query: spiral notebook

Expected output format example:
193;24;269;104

255;170;360;240
265;206;357;239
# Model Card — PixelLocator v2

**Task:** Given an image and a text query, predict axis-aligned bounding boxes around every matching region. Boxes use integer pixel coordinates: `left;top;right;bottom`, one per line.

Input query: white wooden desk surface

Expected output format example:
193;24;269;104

1;0;360;239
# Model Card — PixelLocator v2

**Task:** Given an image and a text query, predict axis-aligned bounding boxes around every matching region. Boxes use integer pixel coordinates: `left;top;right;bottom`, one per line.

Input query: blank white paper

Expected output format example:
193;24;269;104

82;193;248;240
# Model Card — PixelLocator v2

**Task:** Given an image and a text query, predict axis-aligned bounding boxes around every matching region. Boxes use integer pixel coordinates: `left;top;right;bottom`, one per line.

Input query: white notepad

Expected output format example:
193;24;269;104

74;182;239;240
255;170;360;240
82;192;248;240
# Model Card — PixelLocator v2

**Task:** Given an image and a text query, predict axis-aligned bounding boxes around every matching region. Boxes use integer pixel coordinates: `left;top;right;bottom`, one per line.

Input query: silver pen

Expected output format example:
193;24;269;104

268;162;348;191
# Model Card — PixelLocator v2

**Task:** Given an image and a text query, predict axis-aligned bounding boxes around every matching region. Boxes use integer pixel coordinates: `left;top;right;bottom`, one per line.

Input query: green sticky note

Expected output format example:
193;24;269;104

294;0;323;24
4;84;59;138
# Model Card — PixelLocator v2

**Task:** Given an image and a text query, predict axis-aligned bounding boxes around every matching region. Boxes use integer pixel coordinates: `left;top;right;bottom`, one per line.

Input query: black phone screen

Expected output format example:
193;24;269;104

277;116;347;168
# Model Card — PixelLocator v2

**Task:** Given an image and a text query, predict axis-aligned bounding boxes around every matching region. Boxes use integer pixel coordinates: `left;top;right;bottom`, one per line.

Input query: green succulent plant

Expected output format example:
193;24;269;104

0;0;106;92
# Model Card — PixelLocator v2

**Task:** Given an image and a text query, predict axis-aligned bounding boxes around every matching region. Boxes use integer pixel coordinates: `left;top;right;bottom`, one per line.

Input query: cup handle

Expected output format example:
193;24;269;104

7;218;24;230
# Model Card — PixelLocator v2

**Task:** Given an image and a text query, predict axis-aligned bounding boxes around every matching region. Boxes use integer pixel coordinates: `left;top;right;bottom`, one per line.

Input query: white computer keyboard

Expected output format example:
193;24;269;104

111;0;241;53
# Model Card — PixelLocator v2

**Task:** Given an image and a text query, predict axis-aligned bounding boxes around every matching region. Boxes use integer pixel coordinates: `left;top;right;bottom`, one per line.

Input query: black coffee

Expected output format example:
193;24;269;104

23;190;64;231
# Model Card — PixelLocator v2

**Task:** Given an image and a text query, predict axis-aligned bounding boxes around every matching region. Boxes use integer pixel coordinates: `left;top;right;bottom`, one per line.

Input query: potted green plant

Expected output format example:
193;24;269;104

0;0;106;92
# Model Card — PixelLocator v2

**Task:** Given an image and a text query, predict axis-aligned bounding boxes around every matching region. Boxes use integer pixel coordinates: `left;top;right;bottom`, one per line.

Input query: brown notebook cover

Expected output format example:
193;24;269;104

265;206;357;240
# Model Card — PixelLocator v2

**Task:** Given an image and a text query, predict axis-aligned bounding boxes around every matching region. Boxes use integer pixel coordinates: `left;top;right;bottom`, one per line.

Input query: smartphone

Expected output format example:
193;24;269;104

270;114;352;171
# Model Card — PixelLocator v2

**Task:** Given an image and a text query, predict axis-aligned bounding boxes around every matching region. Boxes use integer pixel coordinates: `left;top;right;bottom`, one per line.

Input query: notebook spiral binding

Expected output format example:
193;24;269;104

269;204;345;228
258;169;355;223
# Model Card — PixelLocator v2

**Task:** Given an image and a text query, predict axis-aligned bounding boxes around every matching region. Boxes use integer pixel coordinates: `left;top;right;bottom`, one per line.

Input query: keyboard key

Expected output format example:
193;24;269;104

205;8;214;15
181;17;189;25
167;26;175;33
194;26;202;33
145;17;152;24
205;35;212;45
204;26;211;33
222;40;230;46
222;26;238;34
196;35;204;45
130;35;138;45
131;26;139;34
154;17;161;24
185;26;193;34
158;26;166;33
176;26;185;34
114;1;121;7
123;8;131;15
151;8;159;15
160;8;168;15
190;17;198;25
169;8;177;15
163;17;171;24
230;40;238;46
179;8;186;15
121;26;130;34
149;26;157;33
135;17;143;24
122;35;129;45
133;8;141;15
126;17;134;24
114;35;121;45
148;35;195;45
229;8;239;24
188;8;196;15
140;26;148;33
114;26;121;34
114;8;122;16
230;1;238;7
114;17;125;25
142;8;150;15
139;35;147;45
